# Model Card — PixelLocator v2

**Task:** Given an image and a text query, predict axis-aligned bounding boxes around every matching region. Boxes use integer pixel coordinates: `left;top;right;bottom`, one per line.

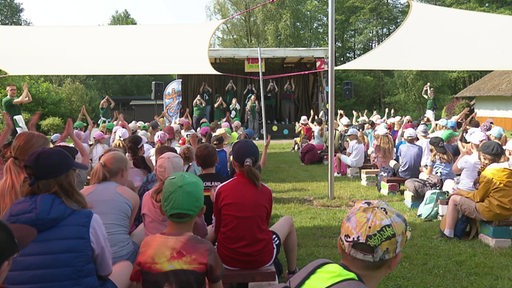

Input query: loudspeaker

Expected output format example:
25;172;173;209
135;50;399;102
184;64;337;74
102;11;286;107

151;81;164;100
343;81;353;99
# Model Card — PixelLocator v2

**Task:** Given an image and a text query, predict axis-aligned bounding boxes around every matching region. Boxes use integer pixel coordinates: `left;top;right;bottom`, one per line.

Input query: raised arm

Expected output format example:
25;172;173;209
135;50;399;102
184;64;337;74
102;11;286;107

259;134;271;169
13;83;32;105
81;105;94;133
453;107;470;122
422;83;430;99
107;96;115;108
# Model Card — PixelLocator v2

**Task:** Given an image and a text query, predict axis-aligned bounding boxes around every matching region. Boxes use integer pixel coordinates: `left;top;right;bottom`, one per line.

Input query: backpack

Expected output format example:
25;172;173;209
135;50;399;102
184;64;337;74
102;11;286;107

300;143;323;165
272;259;366;288
376;166;395;192
417;190;448;221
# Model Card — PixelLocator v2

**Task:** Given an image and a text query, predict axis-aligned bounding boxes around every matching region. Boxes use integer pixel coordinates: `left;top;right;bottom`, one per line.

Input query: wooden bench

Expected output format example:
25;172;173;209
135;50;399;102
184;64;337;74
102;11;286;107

360;163;378;170
223;265;277;287
382;176;407;185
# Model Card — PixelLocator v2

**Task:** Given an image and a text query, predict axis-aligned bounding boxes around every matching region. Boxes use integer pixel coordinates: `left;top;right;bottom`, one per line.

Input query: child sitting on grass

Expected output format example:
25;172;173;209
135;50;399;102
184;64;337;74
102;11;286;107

130;172;224;287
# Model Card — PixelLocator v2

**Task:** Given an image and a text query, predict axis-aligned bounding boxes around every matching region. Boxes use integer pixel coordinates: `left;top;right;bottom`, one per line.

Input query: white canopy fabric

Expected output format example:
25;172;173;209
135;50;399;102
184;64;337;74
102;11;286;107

0;21;224;75
337;1;512;71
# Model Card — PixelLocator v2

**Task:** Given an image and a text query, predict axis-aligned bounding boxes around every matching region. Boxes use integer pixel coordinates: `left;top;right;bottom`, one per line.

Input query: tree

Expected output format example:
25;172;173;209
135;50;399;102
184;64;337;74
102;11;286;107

109;9;137;25
0;0;31;25
209;0;327;48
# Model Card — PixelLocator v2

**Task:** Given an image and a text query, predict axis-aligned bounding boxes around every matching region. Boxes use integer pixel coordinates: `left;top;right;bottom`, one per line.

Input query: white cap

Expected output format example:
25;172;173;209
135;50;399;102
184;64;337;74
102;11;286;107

346;128;358;136
128;122;138;132
404;128;417;139
466;130;487;145
340;117;351;126
375;127;388;136
115;127;129;140
300;116;308;124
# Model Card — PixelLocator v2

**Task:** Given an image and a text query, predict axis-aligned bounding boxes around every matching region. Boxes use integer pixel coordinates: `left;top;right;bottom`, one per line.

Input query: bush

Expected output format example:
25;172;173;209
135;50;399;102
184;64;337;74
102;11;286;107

441;98;471;119
39;116;64;135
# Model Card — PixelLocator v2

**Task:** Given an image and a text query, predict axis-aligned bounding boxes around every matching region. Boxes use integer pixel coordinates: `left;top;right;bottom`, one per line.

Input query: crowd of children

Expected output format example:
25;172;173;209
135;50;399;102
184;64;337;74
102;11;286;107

4;79;512;286
0;91;302;287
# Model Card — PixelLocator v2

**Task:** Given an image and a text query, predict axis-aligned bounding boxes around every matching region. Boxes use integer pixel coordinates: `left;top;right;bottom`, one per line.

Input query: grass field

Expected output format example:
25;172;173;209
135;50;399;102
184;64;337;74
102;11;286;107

259;140;512;288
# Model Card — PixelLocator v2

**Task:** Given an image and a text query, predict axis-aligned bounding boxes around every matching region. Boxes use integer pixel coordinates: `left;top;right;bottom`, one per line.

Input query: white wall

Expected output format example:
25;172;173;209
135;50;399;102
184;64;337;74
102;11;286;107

474;96;512;118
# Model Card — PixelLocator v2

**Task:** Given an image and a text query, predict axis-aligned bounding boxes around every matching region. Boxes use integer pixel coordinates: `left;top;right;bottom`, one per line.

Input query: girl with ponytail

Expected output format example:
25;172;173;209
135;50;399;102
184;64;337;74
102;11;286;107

213;139;298;278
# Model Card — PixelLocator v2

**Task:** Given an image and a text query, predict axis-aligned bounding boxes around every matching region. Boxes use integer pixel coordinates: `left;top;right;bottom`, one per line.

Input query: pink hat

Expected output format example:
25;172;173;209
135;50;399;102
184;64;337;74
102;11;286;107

93;131;107;140
156;152;183;181
74;130;85;141
154;131;169;144
221;122;231;129
163;125;175;139
199;126;211;137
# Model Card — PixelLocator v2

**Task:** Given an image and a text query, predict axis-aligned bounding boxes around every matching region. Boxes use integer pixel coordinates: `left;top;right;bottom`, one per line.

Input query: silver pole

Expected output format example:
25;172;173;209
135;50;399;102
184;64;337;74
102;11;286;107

328;0;335;199
258;47;267;140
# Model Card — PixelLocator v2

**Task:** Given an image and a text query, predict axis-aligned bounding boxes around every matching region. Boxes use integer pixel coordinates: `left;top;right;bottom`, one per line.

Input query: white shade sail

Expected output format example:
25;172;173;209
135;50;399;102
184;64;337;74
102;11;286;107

337;1;512;71
0;20;224;75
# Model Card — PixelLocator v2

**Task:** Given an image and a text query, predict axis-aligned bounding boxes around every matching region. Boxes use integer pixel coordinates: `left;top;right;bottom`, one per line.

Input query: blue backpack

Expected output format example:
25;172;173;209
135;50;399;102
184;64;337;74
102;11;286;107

417;190;448;221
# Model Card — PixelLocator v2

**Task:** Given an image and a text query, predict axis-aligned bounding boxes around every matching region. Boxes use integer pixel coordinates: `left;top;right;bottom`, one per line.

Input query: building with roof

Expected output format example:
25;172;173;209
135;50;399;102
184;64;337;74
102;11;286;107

455;71;512;131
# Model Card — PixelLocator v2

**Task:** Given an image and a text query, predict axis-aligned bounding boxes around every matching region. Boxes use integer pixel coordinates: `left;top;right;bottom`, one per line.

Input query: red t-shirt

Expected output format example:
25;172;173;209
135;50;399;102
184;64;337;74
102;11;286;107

214;172;273;269
302;125;313;141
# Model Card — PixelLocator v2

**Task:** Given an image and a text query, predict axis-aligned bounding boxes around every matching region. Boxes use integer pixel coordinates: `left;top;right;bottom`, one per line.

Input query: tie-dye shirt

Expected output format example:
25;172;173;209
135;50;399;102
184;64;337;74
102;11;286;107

130;233;223;288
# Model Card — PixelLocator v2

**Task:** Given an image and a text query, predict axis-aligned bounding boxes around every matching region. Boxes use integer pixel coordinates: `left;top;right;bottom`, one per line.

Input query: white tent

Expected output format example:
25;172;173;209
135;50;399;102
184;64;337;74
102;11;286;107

337;1;512;71
0;21;224;75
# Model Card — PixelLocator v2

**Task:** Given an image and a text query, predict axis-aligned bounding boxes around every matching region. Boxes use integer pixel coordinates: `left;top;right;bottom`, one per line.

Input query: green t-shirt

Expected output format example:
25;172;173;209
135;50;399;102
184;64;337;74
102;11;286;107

214;106;225;122
193;104;205;117
225;90;236;106
426;98;437;111
2;96;21;117
249;103;257;120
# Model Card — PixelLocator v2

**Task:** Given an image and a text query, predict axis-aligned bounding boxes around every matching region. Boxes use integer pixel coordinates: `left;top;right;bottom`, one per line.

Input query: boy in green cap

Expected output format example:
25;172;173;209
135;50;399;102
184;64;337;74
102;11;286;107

130;172;223;287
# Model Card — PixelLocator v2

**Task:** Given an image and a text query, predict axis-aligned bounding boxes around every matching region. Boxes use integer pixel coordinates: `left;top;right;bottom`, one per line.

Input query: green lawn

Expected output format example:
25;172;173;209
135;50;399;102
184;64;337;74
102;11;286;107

259;140;512;288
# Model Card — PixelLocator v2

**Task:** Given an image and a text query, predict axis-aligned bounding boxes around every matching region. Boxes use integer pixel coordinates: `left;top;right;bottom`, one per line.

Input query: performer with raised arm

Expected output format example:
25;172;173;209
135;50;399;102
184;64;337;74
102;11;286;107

3;83;32;138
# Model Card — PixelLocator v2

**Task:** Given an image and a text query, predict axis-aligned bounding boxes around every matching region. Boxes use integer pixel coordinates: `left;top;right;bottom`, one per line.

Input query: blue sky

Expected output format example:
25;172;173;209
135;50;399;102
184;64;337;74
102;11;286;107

17;0;210;25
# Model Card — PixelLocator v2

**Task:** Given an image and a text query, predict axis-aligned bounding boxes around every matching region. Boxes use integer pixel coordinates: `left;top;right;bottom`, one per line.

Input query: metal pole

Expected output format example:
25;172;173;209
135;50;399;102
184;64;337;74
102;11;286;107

328;0;335;199
258;47;267;140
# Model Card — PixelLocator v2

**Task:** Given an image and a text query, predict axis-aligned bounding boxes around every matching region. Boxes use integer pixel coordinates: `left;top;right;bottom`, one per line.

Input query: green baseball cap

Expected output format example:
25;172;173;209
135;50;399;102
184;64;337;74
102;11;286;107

105;123;115;130
73;121;86;129
162;172;204;223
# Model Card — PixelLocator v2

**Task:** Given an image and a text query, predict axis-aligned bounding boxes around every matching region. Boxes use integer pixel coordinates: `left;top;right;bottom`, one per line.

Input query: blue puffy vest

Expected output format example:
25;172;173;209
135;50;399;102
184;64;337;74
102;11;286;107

4;194;100;288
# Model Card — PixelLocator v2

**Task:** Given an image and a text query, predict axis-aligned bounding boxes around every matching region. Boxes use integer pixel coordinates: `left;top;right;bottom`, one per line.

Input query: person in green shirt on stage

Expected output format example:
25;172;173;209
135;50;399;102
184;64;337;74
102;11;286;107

214;94;227;123
225;79;237;106
193;95;206;130
98;95;115;125
199;82;213;122
3;83;32;138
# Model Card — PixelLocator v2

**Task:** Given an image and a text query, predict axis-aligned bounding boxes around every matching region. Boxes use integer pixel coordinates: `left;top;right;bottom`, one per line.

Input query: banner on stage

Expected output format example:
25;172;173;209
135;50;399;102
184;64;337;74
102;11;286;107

163;79;182;125
245;58;265;72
